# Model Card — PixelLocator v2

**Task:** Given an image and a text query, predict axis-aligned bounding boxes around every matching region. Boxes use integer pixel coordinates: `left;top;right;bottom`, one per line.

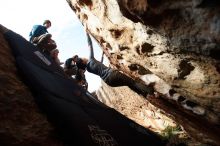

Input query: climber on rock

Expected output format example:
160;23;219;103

80;26;155;96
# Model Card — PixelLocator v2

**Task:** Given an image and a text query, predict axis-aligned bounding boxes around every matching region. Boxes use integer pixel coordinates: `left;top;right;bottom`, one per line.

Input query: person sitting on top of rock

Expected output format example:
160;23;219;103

64;55;88;90
50;49;63;65
75;67;88;90
29;20;57;52
64;55;79;77
77;26;155;96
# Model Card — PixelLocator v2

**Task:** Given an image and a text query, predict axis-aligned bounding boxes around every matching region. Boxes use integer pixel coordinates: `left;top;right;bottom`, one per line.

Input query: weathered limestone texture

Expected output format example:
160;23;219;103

66;0;220;145
0;25;63;146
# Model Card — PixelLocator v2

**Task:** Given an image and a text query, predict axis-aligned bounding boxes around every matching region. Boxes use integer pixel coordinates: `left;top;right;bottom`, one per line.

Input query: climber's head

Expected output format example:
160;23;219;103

72;55;78;62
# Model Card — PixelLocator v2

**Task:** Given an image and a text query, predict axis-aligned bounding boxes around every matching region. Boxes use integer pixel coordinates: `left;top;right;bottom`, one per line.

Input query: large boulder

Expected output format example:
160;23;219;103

0;25;63;146
66;0;220;145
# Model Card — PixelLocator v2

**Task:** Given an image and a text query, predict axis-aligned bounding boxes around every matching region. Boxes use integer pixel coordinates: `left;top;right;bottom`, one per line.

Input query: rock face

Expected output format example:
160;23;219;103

96;81;177;133
96;81;204;146
0;26;63;146
66;0;220;145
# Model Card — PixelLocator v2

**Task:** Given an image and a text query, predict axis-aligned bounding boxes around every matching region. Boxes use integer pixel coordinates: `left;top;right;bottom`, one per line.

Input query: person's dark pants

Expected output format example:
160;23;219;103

104;70;154;96
104;70;134;86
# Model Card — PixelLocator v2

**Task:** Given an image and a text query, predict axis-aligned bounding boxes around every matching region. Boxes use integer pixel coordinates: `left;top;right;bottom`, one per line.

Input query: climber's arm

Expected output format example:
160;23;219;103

100;51;104;63
86;33;94;59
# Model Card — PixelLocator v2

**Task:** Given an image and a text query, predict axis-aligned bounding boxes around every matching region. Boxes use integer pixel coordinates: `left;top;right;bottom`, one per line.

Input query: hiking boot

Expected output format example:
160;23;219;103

37;35;57;52
31;37;40;44
37;33;52;46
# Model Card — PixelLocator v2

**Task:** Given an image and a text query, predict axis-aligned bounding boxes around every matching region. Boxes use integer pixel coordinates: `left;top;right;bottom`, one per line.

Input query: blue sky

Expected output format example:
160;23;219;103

0;0;104;92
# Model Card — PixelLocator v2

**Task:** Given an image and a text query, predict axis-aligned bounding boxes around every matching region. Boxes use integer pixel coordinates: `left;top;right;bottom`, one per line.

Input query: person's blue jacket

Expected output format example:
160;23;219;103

29;25;48;41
